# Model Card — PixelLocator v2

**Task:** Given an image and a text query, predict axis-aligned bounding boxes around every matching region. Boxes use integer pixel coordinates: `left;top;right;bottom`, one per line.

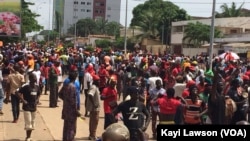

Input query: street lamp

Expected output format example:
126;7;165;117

208;0;216;70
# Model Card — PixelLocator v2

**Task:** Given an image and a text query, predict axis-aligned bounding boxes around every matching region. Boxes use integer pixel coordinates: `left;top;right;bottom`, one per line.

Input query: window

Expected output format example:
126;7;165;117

95;2;100;6
81;9;85;12
95;10;99;13
100;3;104;6
107;7;111;10
173;26;183;33
74;1;78;4
74;8;78;11
230;29;237;34
245;29;250;33
107;15;111;18
73;16;78;19
87;2;91;5
87;9;91;12
81;2;85;5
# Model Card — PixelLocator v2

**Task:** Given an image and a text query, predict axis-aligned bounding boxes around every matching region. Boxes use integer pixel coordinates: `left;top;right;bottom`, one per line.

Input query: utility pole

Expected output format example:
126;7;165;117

124;0;128;59
74;1;77;48
208;0;216;70
48;0;51;47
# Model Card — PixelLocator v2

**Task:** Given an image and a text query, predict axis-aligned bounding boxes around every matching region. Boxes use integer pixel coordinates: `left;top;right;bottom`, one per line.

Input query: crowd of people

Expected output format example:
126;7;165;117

0;42;249;141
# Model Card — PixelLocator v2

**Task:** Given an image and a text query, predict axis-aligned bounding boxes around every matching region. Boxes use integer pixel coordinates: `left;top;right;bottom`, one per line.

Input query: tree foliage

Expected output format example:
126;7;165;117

215;2;245;18
21;0;43;39
131;0;190;45
67;18;120;38
183;22;222;47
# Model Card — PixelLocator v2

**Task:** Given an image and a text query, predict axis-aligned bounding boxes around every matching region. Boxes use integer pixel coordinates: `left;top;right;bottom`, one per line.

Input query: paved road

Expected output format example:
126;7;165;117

0;78;156;141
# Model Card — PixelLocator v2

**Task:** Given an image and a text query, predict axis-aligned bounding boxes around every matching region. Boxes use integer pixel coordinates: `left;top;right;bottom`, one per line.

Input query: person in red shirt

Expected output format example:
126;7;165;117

101;79;118;129
98;64;109;93
152;88;184;125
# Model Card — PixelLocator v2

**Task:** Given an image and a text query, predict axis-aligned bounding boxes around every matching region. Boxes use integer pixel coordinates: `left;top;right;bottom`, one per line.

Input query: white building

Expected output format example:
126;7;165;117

59;0;121;34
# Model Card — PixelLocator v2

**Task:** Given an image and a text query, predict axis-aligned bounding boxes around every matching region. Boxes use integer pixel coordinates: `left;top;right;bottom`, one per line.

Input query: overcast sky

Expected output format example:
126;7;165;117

26;0;249;31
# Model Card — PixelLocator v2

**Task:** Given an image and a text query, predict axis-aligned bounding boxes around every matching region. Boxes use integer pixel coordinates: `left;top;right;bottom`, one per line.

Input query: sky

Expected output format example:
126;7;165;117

26;0;250;33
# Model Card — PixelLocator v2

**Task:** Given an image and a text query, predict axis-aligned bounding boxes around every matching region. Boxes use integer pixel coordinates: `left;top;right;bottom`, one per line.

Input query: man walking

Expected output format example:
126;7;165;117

18;73;41;141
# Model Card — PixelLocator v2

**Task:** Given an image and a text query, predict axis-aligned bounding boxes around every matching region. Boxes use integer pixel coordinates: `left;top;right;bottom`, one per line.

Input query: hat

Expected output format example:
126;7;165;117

242;75;249;81
186;80;196;88
70;65;77;71
192;61;198;65
182;89;190;98
205;69;214;77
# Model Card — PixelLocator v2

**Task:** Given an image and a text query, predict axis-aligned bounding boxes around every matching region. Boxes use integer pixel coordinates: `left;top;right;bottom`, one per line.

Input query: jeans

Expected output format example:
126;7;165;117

0;88;4;110
11;94;20;120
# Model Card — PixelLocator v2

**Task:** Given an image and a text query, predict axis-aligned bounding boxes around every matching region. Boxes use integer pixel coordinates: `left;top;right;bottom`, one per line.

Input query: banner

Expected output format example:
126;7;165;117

0;0;21;37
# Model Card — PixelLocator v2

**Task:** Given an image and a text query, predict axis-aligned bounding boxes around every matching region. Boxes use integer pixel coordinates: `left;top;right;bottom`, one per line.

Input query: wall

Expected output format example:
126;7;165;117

182;47;220;57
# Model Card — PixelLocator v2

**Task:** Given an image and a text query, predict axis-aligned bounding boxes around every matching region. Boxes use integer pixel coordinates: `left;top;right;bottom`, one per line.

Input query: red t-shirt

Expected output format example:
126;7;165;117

101;87;117;113
157;97;181;114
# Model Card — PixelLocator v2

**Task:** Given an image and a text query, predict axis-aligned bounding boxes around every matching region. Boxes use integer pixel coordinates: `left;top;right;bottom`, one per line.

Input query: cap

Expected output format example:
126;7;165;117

242;75;249;81
192;61;198;65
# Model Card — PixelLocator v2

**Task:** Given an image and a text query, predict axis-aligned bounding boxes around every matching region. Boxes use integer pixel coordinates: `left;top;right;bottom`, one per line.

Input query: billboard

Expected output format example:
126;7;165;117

0;0;21;37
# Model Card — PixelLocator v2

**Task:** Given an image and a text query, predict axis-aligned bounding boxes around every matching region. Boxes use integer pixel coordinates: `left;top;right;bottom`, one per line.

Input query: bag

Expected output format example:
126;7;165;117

109;100;118;109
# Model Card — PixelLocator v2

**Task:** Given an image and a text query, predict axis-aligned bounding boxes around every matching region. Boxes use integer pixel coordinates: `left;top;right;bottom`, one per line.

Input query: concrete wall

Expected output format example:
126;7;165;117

182;47;220;57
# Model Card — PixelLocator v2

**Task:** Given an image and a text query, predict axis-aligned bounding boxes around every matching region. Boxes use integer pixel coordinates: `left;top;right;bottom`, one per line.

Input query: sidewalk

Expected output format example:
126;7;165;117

0;101;54;141
0;87;154;141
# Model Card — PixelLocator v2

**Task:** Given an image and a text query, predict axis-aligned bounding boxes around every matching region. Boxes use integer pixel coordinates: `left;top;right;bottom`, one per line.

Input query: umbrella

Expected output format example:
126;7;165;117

219;52;240;61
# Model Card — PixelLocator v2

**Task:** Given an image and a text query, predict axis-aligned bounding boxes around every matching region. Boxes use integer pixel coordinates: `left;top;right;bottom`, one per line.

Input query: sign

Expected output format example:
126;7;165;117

0;0;21;37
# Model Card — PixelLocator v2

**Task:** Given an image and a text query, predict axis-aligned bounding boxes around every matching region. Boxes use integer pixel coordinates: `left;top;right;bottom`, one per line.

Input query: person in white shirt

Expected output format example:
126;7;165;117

173;75;186;97
83;64;94;116
148;70;162;90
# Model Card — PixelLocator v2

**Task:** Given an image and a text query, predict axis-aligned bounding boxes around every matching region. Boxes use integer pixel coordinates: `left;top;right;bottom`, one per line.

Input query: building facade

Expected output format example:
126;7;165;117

57;0;121;34
171;17;250;55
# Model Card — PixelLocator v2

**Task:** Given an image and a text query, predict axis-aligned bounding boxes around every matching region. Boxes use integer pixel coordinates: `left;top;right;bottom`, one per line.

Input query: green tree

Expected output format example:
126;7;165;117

131;0;190;45
183;22;222;47
95;18;108;34
95;39;111;48
44;31;59;42
68;18;96;37
113;37;135;51
21;0;43;38
105;21;121;37
215;2;244;18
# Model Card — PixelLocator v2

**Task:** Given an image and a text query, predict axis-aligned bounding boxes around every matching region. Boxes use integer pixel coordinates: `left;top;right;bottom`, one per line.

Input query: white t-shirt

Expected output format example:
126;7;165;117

57;66;63;82
148;76;163;90
32;70;41;85
84;72;93;90
173;83;186;97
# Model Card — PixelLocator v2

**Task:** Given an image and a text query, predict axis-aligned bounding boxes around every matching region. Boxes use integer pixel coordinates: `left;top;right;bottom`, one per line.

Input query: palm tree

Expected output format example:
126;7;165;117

216;2;244;18
134;10;161;41
95;18;108;35
183;22;222;47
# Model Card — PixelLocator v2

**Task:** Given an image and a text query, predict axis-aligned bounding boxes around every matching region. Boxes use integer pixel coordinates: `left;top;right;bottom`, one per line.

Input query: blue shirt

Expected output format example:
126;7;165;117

64;78;81;109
